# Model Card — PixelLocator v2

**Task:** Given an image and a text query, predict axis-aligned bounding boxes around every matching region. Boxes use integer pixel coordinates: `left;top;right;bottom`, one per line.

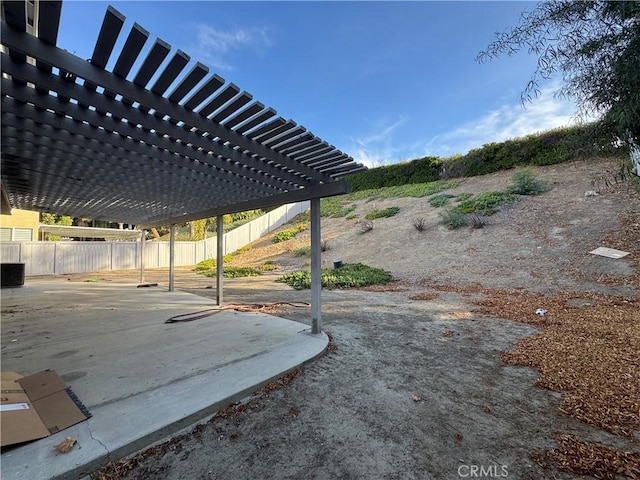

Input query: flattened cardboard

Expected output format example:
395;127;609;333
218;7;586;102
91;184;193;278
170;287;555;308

589;246;630;259
1;370;91;447
1;374;50;447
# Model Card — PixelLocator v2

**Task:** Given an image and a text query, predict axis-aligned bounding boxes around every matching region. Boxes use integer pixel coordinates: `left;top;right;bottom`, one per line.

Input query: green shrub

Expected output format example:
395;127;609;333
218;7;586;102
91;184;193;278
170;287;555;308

292;210;310;223
349;180;458;201
428;193;455;208
365;206;400;220
203;266;261;278
272;224;307;243
259;261;278;271
347;156;441;191
439;207;468;230
276;263;393;290
345;214;358;220
194;255;233;271
456;192;472;202
235;245;253;255
343;121;624;188
506;169;549;195
292;245;311;257
320;198;356;218
457;191;515;215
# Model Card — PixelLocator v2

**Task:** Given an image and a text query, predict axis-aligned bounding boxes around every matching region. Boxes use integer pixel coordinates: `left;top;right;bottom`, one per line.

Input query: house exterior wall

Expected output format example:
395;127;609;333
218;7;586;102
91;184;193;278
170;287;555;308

0;209;40;241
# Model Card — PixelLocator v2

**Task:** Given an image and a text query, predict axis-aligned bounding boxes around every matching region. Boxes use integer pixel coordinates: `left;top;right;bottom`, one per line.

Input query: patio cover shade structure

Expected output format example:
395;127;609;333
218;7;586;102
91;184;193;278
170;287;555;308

0;1;366;227
39;224;142;240
1;0;366;333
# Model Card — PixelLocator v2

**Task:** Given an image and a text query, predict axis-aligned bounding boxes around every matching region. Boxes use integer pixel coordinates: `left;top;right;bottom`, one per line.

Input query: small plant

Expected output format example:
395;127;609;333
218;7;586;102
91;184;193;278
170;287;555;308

292;245;311;257
439;207;468;230
194;255;233;271
507;169;548;195
272;224;307;243
412;217;427;232
428;193;455;208
321;240;330;252
358;221;374;234
203;266;261;278
365;206;400;220
470;213;486;229
456;192;472;202
235;245;253;255
277;263;393;290
259;260;278;271
345;214;358;220
320;198;357;218
291;210;309;223
457;191;515;215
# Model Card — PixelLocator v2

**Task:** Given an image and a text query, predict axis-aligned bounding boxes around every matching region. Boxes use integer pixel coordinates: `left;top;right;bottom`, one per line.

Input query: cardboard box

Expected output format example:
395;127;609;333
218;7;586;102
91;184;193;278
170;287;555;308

1;370;91;447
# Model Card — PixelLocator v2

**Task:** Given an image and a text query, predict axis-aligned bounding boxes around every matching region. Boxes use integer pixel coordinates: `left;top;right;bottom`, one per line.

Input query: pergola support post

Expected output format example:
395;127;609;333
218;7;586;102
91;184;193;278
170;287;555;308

216;215;224;305
139;229;146;284
310;198;322;334
169;224;175;292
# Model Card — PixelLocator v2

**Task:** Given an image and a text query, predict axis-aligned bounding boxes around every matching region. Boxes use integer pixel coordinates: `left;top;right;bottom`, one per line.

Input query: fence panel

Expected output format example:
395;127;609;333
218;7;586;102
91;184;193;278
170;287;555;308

22;243;56;275
56;243;111;274
4;202;310;276
174;242;197;266
0;242;21;263
112;243;138;270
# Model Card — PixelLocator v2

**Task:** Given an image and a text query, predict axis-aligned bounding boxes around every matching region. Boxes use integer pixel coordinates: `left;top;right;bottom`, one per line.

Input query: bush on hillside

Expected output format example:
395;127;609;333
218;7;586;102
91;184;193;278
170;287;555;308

428;193;455;208
272;224;307;243
457;191;516;215
347;156;441;191
364;206;400;220
507;169;549;195
347;122;625;192
276;263;393;290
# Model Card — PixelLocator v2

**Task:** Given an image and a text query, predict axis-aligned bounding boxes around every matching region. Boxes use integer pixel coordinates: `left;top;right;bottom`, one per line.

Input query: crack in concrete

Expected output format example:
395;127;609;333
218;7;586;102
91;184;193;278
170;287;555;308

87;422;110;457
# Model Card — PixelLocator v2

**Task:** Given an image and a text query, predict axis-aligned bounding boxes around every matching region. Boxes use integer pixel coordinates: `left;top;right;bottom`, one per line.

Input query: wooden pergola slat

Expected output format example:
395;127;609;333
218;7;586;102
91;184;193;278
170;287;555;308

0;2;366;229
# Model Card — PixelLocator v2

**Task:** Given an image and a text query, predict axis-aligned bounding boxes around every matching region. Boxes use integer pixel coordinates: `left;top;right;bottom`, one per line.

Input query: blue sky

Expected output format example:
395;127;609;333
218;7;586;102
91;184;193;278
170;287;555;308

57;1;578;167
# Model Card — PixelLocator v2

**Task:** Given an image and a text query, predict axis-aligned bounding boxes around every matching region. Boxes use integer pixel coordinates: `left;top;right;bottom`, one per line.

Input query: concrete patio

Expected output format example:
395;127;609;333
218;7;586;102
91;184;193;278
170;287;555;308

0;278;328;479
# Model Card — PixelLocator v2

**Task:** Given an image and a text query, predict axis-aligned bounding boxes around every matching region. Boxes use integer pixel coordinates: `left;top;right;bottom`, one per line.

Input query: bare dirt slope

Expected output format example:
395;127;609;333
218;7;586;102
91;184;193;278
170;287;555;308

91;158;639;480
236;157;638;296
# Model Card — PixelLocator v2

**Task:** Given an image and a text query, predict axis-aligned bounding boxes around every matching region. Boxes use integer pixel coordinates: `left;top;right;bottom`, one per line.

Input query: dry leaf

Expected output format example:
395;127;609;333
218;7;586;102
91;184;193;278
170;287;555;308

54;437;77;453
411;395;421;402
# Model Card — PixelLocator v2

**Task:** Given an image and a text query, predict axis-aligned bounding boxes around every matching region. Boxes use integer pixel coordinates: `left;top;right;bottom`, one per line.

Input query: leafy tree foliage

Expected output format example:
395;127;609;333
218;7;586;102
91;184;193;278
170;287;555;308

478;1;640;146
40;212;73;226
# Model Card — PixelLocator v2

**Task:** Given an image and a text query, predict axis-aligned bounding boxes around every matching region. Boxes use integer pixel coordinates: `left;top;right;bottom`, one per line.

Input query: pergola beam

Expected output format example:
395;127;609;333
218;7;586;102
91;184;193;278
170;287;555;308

0;59;310;189
138;180;350;229
0;23;337;184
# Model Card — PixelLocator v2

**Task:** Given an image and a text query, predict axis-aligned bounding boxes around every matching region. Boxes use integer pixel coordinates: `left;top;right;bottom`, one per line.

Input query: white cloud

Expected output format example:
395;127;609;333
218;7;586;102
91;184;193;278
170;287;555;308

191;24;271;71
423;85;583;157
348;116;411;167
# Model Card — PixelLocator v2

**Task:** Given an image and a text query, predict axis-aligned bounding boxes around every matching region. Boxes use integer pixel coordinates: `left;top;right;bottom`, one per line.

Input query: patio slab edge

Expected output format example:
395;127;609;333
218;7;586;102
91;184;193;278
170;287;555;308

1;329;328;480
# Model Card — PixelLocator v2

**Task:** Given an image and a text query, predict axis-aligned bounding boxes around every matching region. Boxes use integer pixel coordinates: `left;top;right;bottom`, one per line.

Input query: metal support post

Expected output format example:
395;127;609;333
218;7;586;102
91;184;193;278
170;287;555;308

169;224;175;292
139;230;146;284
310;198;322;333
216;215;224;305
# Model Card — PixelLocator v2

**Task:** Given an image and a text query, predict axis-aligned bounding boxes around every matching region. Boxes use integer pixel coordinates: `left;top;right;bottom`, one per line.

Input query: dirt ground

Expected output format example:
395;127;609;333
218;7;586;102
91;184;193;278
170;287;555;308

86;158;639;480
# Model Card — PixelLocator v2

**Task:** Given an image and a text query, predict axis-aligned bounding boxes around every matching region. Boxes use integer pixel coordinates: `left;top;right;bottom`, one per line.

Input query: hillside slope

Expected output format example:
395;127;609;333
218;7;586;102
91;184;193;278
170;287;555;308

234;157;639;297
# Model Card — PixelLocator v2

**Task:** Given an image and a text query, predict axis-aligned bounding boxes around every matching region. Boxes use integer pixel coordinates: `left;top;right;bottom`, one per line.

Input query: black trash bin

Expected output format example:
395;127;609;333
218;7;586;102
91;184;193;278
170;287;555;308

1;263;25;288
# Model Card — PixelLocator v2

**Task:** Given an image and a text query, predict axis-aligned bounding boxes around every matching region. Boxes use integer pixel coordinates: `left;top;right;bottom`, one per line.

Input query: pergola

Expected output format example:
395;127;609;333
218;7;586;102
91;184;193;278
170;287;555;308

0;0;366;333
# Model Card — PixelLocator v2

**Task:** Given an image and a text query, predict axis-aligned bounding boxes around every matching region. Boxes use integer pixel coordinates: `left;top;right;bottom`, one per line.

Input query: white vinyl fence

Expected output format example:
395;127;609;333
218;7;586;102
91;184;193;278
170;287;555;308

0;202;308;276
